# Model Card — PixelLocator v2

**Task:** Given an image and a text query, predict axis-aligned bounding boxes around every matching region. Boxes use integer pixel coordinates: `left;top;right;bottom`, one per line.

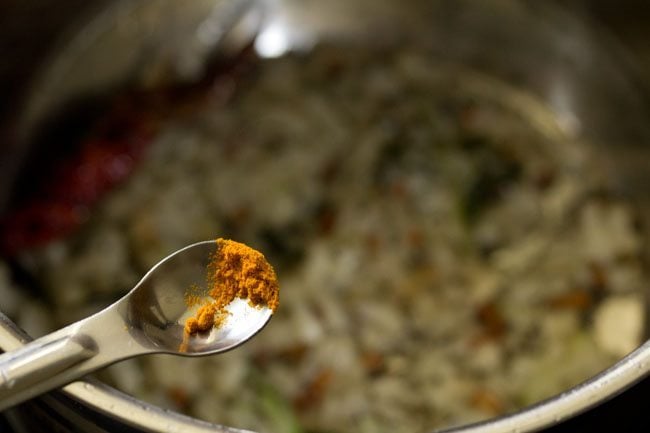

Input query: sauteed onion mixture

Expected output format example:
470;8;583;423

0;45;646;432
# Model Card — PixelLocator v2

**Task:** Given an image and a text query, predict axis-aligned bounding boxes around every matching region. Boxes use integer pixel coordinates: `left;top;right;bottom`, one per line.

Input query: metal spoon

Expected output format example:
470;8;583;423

0;240;273;411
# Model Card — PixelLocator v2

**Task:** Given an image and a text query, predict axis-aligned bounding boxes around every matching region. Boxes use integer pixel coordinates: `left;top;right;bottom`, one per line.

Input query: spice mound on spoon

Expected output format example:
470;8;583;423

0;238;279;411
184;238;279;336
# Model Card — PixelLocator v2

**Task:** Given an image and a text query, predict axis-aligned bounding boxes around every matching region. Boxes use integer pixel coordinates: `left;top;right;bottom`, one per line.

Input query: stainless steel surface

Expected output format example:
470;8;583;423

0;241;272;411
0;313;243;433
445;341;650;432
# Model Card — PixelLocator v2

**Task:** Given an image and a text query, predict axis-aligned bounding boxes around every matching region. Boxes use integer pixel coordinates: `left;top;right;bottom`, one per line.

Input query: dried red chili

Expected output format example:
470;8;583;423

0;45;257;256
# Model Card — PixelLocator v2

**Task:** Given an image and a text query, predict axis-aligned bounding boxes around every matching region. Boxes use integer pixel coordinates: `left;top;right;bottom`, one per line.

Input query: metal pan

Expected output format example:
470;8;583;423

1;1;650;432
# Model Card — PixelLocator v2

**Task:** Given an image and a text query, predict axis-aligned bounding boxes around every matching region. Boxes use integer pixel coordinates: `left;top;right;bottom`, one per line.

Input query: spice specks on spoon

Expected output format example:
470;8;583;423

183;238;280;336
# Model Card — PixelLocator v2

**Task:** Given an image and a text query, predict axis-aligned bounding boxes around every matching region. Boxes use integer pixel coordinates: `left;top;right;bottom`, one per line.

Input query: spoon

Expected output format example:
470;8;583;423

0;240;273;411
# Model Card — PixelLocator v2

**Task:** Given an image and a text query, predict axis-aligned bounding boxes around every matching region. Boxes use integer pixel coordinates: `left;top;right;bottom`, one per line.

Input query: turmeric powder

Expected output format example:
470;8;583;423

183;238;279;335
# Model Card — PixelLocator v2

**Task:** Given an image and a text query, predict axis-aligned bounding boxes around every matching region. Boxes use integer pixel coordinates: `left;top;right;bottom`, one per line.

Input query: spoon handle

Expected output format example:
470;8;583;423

0;325;97;410
0;302;139;411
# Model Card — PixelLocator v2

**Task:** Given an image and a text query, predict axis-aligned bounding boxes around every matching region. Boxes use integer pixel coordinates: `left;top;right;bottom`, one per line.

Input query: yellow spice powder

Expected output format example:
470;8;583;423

183;238;279;335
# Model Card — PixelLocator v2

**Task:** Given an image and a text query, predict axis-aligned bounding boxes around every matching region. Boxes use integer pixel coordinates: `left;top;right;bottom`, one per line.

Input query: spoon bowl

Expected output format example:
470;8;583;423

122;241;272;354
0;240;274;411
